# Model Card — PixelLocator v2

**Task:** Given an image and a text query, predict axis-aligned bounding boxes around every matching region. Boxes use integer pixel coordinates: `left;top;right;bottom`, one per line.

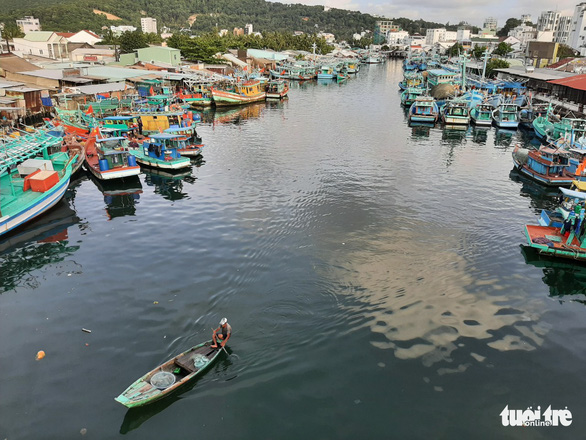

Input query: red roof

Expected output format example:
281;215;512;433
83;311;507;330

548;74;586;91
56;32;75;38
81;30;100;39
548;57;575;69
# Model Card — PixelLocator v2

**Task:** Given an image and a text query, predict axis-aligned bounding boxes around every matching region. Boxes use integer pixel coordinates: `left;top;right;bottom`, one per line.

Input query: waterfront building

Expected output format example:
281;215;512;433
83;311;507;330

141;18;157;34
387;30;409;46
16;16;40;33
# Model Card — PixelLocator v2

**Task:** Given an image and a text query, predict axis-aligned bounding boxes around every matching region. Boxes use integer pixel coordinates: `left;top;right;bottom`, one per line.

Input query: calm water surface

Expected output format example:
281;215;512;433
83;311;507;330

2;61;586;439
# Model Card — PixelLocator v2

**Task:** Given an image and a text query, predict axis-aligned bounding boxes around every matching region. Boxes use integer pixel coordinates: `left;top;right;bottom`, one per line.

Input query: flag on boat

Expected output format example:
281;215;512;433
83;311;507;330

149;86;155;96
86;105;94;115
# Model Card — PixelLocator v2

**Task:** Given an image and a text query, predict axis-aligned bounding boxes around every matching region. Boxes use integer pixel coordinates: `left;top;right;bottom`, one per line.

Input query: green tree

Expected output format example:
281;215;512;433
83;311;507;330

486;59;509;78
447;43;464;56
493;42;513;56
496;18;521;37
473;45;488;59
119;30;148;54
1;23;24;53
557;44;578;59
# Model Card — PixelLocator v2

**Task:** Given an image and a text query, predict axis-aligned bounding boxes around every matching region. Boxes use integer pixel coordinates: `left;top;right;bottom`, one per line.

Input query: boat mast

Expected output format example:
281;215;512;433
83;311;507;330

481;49;489;81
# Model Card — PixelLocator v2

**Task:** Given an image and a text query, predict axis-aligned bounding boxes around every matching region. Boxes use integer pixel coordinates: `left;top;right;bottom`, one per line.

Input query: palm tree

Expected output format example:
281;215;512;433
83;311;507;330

1;23;24;53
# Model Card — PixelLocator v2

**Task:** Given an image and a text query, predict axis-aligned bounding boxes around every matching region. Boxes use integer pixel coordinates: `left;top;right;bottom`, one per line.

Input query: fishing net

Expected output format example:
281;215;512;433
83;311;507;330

151;371;176;389
193;354;209;369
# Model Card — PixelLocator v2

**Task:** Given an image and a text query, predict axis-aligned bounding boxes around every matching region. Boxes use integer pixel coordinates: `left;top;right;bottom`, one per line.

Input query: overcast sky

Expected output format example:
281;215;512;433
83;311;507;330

271;0;579;27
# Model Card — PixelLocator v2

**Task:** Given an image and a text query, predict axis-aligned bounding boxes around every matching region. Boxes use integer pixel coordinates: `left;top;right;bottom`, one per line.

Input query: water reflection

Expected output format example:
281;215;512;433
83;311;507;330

494;128;515;148
200;102;266;125
521;246;586;302
409;123;433;139
90;176;142;220
470;127;488;145
0;200;81;293
319;225;546;372
143;169;195;201
509;168;559;214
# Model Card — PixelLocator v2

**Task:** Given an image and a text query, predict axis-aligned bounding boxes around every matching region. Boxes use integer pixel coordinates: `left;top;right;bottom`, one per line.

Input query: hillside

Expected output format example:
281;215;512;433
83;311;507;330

0;0;449;42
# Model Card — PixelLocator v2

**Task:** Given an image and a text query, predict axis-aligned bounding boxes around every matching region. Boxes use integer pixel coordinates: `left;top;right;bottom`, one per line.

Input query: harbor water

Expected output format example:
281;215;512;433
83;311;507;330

1;60;585;439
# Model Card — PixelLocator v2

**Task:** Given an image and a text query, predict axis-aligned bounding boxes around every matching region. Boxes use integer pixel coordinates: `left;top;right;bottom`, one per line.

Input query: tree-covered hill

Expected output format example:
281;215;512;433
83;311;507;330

0;0;464;42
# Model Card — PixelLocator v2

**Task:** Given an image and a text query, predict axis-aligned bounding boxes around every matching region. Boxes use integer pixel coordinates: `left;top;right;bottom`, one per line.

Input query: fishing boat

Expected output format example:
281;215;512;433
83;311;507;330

163;126;204;157
401;87;424;107
84;133;141;181
398;72;424;90
492;103;520;129
512;144;576;187
266;80;289;99
345;60;360;74
54;108;94;135
532;105;557;140
470;103;493;126
115;341;223;408
336;72;349;82
210;80;266;107
317;66;335;79
129;133;191;170
177;86;213;109
0;129;76;237
408;96;439;124
441;101;470;125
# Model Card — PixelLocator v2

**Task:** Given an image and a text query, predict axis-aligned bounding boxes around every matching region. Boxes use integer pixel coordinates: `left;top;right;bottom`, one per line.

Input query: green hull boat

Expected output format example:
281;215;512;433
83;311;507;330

115;341;223;408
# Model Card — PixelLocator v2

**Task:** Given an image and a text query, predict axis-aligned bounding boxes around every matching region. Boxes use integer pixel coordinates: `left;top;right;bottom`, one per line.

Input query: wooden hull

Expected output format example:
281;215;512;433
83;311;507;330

524;224;586;262
177;145;204;157
0;165;72;237
115;341;223;408
132;153;191;170
211;89;266;107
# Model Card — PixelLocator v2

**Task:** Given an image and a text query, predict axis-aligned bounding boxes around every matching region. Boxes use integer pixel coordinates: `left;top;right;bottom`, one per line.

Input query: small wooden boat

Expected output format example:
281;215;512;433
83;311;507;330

441;100;470;125
211;80;266;107
512;144;576;187
163;126;204;157
130;133;191;170
115;341;223;408
492;103;520;129
0;128;76;237
85;133;141;181
266;80;289;99
401;87;424;107
470;103;493;126
408;96;438;124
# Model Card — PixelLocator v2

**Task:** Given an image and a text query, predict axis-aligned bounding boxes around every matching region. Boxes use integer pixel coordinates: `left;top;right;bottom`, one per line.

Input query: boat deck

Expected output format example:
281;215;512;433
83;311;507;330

525;224;586;260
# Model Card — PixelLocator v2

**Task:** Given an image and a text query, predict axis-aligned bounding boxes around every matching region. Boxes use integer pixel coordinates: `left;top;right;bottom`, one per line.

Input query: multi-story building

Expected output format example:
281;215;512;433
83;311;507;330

483;17;498;33
568;2;586;53
521;14;533;25
16;16;41;33
244;24;253;35
425;28;446;45
537;11;560;31
457;28;471;42
141;18;157;34
508;24;537;46
555;16;572;44
387;30;408;46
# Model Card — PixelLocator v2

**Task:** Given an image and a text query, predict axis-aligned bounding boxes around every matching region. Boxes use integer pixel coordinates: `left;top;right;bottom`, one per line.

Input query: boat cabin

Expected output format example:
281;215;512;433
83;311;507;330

142;133;184;161
94;137;133;171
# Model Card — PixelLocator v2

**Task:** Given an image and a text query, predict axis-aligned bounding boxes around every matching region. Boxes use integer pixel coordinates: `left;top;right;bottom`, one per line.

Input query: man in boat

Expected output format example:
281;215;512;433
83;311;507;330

211;318;231;348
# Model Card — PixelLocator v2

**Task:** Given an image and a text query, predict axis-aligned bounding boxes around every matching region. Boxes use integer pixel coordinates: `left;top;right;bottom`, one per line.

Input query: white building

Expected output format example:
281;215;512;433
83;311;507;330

110;25;137;37
508;24;537;45
16;16;40;33
425;28;446;45
406;35;425;46
457;28;471;42
537;11;560;31
387;30;409;46
521;14;532;25
68;30;102;45
317;32;335;43
141;18;157;34
245;23;253;35
12;31;68;59
483;17;498;33
569;2;586;52
444;31;457;42
555;16;572;44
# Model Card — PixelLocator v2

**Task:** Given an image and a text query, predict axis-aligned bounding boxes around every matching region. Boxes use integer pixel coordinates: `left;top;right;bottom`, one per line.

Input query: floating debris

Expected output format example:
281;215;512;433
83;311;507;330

36;350;45;360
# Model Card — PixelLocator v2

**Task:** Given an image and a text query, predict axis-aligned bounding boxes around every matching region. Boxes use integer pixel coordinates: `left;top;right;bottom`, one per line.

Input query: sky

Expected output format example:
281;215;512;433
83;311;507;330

270;0;578;27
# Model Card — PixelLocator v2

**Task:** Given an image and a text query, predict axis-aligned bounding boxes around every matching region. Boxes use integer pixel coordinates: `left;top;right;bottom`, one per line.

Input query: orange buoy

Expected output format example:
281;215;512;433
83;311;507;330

36;350;45;360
